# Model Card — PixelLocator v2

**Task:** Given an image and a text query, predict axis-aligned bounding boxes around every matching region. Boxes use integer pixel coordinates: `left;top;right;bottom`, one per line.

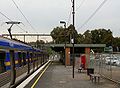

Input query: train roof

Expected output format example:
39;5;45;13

0;36;33;51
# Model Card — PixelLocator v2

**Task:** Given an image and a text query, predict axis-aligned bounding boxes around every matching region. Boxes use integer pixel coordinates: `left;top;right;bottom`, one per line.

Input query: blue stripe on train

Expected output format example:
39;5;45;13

6;52;19;61
5;52;19;69
5;52;10;62
15;52;19;68
6;66;11;70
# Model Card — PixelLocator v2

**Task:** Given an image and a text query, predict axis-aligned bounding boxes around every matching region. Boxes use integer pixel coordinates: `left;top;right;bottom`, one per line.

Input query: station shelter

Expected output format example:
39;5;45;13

65;44;106;68
50;44;106;68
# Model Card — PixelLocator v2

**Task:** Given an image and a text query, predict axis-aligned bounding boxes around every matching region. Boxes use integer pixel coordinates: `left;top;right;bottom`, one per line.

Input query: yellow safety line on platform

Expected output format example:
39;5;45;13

31;62;51;88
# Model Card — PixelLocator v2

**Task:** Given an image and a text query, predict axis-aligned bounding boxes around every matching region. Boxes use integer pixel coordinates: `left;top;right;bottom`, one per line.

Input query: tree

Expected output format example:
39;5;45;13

51;26;115;46
50;24;79;44
83;30;92;44
113;37;120;47
112;37;120;51
67;24;78;43
50;26;64;44
91;29;113;45
28;40;45;48
77;33;84;44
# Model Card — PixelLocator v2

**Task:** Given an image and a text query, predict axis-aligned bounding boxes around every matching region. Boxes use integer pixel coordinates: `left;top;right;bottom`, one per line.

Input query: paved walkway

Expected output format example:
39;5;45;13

26;60;120;88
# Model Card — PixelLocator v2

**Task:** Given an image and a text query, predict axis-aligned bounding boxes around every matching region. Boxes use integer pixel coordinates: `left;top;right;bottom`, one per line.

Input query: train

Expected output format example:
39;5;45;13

0;36;49;87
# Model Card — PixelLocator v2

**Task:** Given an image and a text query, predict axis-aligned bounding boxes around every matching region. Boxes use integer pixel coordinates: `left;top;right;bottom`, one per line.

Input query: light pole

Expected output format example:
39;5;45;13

60;21;66;28
60;21;66;67
71;0;75;78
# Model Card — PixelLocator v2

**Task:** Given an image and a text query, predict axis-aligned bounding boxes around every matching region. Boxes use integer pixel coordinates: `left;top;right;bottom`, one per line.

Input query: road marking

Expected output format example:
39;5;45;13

31;62;51;88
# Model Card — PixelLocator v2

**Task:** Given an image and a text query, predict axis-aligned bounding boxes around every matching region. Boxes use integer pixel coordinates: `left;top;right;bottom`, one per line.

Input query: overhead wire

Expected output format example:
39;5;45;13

76;0;86;11
0;12;11;21
67;0;85;27
67;0;75;26
78;0;108;30
67;7;72;26
11;0;38;33
0;10;27;33
12;0;40;42
0;10;37;42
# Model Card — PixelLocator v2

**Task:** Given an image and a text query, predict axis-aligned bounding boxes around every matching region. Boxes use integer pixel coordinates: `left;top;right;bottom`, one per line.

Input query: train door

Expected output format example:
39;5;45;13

36;53;38;68
41;53;43;64
9;50;16;85
39;53;41;66
27;52;30;74
30;53;33;63
0;51;6;73
43;53;44;63
30;53;33;72
18;52;22;67
33;53;35;70
23;52;26;65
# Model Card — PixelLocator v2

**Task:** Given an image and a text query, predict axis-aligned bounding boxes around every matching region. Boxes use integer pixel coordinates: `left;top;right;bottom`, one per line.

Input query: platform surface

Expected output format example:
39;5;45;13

25;60;120;88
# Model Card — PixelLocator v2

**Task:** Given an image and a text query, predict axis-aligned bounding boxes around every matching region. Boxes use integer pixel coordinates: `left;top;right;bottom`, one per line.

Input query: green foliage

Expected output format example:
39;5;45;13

50;24;78;44
51;26;64;44
91;29;113;45
50;25;120;48
47;47;55;55
83;30;92;44
29;40;55;55
28;40;45;48
113;37;120;47
77;33;84;44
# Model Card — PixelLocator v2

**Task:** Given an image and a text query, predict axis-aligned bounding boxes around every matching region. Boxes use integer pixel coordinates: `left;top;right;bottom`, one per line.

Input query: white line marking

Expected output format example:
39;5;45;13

16;60;51;88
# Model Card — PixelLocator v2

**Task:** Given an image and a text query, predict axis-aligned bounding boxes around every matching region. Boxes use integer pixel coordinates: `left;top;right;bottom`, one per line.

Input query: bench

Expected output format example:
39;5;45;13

89;74;100;83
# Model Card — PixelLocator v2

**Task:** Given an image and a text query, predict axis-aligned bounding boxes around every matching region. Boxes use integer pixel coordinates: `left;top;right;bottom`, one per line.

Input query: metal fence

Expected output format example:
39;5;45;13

72;53;120;83
68;52;120;83
90;53;120;83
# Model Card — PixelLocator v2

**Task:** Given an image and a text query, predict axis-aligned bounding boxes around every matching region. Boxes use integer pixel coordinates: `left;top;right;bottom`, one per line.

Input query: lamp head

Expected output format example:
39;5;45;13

60;21;66;24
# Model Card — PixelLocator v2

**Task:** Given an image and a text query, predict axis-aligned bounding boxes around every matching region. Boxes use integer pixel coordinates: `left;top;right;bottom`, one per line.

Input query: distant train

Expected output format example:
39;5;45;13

0;36;49;87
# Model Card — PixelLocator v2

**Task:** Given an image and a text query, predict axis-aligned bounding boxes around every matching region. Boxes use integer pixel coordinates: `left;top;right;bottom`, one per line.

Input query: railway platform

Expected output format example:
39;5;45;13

17;60;119;88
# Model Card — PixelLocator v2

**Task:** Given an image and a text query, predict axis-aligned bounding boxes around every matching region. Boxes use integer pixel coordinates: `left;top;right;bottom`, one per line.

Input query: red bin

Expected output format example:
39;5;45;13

81;55;86;69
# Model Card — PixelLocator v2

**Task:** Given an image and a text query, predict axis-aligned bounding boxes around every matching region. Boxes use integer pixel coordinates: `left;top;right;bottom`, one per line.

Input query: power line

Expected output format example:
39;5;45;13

76;0;86;11
78;0;108;30
16;24;28;33
0;10;36;42
0;10;27;33
0;12;11;21
67;7;72;26
11;0;38;33
11;0;37;41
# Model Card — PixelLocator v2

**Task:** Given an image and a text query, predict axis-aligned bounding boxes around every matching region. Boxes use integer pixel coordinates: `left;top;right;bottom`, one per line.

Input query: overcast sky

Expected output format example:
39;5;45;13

0;0;120;37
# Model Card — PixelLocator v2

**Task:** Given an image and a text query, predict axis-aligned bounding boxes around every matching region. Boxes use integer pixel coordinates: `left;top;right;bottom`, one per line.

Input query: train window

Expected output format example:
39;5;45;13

18;52;22;67
0;51;6;73
23;52;26;65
